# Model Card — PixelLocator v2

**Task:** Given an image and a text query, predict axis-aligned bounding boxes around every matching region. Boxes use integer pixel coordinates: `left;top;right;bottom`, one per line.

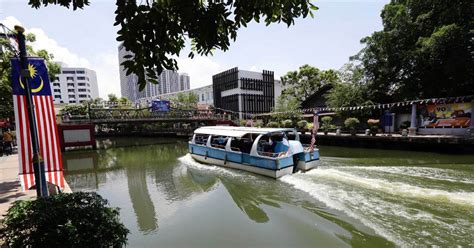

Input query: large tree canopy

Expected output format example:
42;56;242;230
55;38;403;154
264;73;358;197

28;0;318;91
281;64;339;103
354;0;473;102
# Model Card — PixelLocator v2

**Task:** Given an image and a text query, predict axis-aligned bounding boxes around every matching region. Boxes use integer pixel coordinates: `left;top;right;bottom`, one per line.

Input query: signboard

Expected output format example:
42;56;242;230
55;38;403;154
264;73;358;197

151;100;170;112
419;103;472;128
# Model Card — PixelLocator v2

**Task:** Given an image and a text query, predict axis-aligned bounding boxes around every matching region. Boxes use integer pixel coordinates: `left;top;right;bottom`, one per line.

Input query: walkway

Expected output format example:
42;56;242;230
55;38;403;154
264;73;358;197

0;154;35;218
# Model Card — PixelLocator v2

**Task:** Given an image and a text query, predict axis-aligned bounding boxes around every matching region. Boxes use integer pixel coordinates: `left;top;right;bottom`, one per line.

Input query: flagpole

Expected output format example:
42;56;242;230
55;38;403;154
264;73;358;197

14;25;49;197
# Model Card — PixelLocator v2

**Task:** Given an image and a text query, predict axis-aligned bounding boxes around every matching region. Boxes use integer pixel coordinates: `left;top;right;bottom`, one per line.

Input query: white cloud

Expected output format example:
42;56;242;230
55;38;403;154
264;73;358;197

1;16;119;98
176;55;222;89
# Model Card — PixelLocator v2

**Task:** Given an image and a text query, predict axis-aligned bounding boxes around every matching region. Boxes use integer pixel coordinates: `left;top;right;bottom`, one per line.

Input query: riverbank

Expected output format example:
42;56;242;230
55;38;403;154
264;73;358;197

0;154;72;219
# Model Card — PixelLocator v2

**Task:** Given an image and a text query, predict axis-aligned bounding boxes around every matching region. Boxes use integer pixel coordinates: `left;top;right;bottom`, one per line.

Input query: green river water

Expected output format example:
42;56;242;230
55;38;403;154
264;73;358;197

63;137;474;248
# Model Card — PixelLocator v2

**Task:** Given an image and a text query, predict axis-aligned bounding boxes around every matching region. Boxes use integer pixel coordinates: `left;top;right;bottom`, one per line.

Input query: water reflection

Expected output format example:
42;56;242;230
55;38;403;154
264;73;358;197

127;167;158;233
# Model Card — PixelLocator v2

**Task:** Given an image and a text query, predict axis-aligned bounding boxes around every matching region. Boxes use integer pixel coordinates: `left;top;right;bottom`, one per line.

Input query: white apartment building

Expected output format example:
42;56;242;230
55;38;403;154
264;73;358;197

50;66;99;104
138;84;213;106
118;43;189;102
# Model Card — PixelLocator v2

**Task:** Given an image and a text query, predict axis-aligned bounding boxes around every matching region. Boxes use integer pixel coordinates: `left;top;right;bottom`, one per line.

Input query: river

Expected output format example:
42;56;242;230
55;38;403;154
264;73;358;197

63;137;474;248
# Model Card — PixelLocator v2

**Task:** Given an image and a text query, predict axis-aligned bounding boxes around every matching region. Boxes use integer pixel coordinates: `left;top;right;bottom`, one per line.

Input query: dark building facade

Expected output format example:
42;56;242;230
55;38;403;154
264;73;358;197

213;67;275;119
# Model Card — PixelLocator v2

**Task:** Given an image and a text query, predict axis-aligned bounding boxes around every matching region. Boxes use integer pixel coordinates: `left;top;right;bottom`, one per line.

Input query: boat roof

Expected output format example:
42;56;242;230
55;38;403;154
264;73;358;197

194;126;296;138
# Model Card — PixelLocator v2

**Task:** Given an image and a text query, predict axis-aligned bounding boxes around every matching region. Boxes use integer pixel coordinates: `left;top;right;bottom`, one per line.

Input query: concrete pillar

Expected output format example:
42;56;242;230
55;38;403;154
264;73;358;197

408;103;417;136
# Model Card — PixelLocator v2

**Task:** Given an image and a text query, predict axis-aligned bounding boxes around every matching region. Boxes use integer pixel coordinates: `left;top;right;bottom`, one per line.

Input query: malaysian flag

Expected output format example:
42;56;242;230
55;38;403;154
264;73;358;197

310;113;319;151
11;58;64;191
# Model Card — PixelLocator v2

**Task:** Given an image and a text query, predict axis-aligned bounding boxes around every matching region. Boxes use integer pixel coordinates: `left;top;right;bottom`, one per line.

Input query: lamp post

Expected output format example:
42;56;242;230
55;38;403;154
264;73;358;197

15;25;49;197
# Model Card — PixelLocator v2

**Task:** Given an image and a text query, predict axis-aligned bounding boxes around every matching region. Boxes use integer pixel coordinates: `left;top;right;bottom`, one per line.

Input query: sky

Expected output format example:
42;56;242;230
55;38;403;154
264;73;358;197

0;0;389;98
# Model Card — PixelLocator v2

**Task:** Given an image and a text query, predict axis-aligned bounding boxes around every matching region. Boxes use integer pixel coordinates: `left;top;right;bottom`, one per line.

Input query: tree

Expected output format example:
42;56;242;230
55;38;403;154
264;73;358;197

28;0;318;91
0;33;59;119
272;95;301;121
281;65;339;103
173;92;199;109
107;93;118;103
354;0;473;101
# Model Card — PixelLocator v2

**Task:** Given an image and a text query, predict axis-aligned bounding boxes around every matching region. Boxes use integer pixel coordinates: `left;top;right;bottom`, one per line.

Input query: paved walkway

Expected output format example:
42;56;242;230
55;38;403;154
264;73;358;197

0;154;72;219
0;154;36;218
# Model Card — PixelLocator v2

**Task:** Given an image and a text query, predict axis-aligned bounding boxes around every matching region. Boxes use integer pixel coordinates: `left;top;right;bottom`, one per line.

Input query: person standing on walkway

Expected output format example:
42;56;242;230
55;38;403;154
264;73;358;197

2;128;14;156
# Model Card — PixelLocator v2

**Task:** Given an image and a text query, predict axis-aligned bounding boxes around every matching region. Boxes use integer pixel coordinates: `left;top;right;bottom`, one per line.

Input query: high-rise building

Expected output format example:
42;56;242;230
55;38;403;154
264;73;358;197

179;73;190;91
212;67;275;119
50;65;99;104
118;43;187;102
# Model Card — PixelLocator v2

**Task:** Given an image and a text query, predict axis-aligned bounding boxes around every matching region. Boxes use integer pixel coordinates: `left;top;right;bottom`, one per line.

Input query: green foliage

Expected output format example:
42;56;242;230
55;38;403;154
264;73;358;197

60;104;88;116
239;119;247;126
255;122;263;128
107;93;119;103
297;120;308;129
321;116;333;130
354;0;473;101
28;0;319;91
281;64;339;103
344;117;360;130
281;119;293;128
266;121;279;128
173;92;199;109
0;192;129;248
272;95;302;121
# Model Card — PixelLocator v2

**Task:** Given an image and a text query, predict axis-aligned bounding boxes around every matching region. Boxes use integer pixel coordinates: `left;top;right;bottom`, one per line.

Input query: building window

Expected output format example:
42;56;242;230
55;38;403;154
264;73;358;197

76;70;85;74
54;95;61;98
78;83;86;86
67;83;74;87
69;100;76;103
78;89;87;92
68;89;75;93
77;76;86;80
62;70;75;74
54;89;60;92
202;94;204;101
66;77;74;81
79;94;88;98
53;83;60;86
68;95;75;98
86;77;90;81
55;77;59;81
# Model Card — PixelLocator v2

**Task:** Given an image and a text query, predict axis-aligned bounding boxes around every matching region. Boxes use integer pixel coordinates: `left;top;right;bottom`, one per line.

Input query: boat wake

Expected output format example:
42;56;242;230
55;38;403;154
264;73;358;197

178;153;250;178
281;165;474;247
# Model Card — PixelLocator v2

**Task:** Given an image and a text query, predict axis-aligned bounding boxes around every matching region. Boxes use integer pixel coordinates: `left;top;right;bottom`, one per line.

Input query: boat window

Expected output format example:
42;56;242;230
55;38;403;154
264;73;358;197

230;136;253;154
257;133;289;158
210;136;228;149
194;134;208;145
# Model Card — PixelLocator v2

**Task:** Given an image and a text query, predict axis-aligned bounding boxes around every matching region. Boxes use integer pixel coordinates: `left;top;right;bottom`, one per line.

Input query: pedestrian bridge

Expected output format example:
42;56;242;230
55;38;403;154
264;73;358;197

60;108;236;124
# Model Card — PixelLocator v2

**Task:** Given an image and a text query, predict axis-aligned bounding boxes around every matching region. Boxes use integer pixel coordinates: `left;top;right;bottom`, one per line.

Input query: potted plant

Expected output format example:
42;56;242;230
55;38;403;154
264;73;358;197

344;117;360;136
266;121;279;128
367;119;380;136
321;116;333;135
281;119;293;128
297;120;308;134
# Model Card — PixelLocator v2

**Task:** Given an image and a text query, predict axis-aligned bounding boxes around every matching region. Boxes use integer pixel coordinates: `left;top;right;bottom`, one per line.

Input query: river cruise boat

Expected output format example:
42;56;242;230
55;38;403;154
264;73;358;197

189;126;319;178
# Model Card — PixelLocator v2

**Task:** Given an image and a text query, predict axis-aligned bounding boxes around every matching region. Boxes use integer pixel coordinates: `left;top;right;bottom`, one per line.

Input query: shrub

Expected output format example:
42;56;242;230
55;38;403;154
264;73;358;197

255;122;263;128
344;117;360;130
321;116;333;130
0;192;129;248
297;120;308;129
306;123;314;130
240;120;247;126
267;121;279;128
281;119;293;128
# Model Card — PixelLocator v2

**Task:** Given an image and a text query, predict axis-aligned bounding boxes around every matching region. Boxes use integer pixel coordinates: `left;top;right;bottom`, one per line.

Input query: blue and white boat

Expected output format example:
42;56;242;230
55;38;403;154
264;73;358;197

189;126;319;178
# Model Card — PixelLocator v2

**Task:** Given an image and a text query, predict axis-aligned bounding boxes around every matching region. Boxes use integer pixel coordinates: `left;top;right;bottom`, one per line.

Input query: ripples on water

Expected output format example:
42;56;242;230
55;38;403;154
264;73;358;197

64;140;474;248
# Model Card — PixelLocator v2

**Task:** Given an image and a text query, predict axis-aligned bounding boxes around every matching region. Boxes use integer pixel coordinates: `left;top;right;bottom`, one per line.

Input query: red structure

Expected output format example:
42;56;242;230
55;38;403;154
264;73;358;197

58;124;96;151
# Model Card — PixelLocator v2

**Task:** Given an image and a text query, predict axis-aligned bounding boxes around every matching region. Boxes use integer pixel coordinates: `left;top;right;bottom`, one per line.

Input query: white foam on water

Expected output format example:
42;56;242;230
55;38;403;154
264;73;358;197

304;168;474;207
281;173;407;247
342;166;474;185
178;153;246;178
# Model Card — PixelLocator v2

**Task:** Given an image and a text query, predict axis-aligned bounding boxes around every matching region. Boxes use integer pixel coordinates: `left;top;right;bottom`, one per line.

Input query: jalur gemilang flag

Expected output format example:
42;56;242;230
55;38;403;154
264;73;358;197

11;58;64;191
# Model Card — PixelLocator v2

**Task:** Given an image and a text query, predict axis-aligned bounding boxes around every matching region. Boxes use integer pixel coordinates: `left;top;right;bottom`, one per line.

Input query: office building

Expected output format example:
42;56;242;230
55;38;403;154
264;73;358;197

138;84;213;107
50;65;99;104
212;67;275;119
179;73;191;91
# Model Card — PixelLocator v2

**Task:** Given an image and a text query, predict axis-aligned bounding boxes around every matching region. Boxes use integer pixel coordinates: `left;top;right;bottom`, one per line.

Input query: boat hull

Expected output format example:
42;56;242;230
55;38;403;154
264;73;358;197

190;153;294;179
